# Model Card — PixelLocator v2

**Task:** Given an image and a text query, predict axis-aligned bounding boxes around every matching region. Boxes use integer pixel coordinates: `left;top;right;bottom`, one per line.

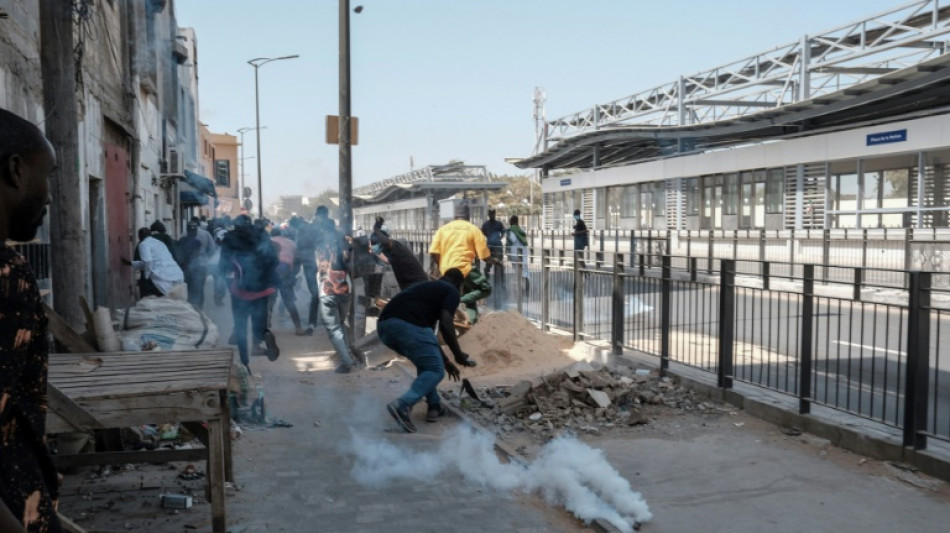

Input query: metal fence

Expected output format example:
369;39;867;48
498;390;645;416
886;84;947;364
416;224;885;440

393;230;950;450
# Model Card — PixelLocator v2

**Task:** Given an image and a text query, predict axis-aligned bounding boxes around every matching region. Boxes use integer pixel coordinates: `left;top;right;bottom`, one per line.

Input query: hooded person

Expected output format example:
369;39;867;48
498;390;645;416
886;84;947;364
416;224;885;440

481;208;506;280
177;220;207;307
218;215;280;368
150;219;177;259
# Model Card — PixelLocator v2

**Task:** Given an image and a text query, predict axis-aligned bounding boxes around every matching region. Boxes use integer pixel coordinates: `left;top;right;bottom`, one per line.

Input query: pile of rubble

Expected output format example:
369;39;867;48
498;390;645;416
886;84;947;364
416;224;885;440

448;361;721;439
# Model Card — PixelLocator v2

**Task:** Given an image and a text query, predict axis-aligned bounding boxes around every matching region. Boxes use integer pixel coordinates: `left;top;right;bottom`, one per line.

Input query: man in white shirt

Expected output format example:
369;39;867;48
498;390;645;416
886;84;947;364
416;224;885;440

123;227;184;297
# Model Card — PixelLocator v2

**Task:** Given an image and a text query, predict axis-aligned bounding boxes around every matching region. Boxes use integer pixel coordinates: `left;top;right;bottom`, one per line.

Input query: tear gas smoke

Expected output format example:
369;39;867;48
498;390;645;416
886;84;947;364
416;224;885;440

350;425;651;532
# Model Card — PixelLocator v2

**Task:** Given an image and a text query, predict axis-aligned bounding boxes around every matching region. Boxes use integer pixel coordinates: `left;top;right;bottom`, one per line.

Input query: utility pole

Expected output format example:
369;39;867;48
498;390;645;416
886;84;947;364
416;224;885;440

40;0;88;329
339;0;353;237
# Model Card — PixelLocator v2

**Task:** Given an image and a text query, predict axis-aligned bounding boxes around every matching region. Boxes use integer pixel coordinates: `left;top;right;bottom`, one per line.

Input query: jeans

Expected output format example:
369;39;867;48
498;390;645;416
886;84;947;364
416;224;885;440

184;265;207;308
319;293;355;366
297;258;319;326
231;296;269;367
377;318;445;408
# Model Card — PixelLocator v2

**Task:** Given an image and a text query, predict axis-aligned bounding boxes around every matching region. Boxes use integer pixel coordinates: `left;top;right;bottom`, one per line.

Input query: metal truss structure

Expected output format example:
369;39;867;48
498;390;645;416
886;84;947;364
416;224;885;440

545;0;950;142
353;163;492;200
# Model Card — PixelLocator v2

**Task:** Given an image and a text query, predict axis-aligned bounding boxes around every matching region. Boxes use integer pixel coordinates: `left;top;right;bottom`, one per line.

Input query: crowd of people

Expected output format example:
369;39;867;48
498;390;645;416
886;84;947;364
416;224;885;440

0;103;570;530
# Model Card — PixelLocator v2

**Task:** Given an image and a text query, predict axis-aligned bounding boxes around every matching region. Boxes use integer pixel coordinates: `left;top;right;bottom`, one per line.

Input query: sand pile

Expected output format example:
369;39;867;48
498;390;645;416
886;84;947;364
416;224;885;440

455;311;575;382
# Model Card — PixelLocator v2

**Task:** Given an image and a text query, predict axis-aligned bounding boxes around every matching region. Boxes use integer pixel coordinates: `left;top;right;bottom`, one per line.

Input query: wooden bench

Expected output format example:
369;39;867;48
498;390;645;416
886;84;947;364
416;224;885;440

47;349;234;533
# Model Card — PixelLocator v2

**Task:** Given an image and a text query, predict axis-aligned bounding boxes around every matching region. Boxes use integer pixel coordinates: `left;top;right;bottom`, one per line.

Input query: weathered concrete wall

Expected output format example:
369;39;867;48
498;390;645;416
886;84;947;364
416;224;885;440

0;0;43;120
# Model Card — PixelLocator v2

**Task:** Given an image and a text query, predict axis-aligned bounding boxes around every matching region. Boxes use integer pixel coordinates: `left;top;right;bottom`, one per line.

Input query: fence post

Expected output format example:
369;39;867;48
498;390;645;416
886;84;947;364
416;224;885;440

629;231;636;268
903;271;931;450
763;261;770;291
689;257;697;283
516;260;524;315
799;264;814;415
861;229;869;270
822;229;831;281
541;249;550;332
661;255;672;373
707;230;714;274
612;253;624;356
573;250;584;342
759;228;766;264
718;259;735;388
853;268;862;301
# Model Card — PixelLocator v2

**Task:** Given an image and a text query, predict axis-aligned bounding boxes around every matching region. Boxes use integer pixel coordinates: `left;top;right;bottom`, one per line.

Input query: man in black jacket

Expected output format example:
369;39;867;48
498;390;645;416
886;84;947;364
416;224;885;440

218;215;280;368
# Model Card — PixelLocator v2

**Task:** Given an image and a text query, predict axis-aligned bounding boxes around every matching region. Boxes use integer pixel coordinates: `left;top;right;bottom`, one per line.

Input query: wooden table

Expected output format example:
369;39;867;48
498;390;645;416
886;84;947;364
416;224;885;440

47;350;234;533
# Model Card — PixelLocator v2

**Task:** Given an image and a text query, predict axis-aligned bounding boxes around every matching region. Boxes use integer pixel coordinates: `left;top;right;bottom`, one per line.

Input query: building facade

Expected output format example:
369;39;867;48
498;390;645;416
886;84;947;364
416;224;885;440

519;1;950;236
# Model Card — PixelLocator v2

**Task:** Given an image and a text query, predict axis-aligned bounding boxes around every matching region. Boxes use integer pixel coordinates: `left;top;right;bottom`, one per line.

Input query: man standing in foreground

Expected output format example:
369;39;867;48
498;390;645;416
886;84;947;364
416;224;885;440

0;108;62;532
379;268;475;433
429;203;498;324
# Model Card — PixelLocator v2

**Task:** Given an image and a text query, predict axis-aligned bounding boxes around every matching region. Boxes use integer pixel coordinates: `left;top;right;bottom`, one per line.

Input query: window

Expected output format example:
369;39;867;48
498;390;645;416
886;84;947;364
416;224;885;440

766;169;783;214
214;159;230;187
653;182;666;217
724;173;738;215
622;185;638;218
685;178;700;216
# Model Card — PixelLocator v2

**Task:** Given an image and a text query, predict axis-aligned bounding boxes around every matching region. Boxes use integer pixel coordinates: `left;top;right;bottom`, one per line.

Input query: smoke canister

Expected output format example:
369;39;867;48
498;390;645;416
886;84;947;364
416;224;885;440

160;493;193;509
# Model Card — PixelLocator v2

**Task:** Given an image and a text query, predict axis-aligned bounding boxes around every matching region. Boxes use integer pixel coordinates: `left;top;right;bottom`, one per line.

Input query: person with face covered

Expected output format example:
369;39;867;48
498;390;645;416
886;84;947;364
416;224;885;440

0;108;63;532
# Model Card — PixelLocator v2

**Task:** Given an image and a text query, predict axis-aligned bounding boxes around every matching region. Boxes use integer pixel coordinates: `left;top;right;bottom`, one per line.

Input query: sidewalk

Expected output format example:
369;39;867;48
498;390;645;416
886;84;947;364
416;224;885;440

56;310;950;532
222;324;575;532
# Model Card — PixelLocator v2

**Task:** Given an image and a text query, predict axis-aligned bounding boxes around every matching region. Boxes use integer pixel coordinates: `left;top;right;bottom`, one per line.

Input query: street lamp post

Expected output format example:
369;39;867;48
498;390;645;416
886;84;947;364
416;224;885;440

236;126;266;214
339;0;354;236
247;54;299;219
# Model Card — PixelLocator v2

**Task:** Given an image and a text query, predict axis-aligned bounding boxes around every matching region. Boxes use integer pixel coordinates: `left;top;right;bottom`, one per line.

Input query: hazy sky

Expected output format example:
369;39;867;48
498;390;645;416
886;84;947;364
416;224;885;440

176;0;907;207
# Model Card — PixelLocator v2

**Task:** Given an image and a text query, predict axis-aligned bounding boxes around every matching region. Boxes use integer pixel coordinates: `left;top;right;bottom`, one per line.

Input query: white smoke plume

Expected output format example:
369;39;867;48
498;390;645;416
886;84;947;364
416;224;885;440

350;425;651;532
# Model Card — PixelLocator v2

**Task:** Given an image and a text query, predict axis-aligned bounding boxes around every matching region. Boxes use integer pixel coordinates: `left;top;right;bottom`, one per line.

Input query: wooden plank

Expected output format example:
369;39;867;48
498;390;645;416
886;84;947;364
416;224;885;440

51;349;234;359
51;367;231;386
45;390;223;433
53;448;207;468
44;303;97;353
58;512;89;533
46;383;104;431
207;418;227;533
52;383;228;401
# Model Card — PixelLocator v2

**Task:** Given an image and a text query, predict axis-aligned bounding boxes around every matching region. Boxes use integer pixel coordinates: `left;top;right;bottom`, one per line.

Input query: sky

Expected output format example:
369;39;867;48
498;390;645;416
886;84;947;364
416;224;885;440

175;0;909;208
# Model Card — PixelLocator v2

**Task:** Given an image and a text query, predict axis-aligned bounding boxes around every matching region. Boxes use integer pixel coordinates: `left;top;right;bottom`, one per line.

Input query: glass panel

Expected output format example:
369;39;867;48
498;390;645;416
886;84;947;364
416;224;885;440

724;173;738;215
653;182;666;217
606;187;622;229
640;190;653;228
753;182;766;228
766;169;783;214
685;178;700;216
622;185;638;218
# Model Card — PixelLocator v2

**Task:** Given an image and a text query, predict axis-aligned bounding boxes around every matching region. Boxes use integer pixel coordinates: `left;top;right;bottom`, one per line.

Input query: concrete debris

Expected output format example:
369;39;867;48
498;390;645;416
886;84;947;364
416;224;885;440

448;363;720;441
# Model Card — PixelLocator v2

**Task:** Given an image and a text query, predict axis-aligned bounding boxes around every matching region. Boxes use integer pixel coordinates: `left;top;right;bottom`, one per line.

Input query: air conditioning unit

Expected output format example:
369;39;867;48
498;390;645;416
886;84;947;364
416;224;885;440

162;147;183;175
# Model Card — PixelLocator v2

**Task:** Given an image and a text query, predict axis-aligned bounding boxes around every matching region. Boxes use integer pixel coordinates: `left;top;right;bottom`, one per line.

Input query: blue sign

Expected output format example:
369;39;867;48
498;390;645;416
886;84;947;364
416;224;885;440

867;129;907;146
560;178;572;186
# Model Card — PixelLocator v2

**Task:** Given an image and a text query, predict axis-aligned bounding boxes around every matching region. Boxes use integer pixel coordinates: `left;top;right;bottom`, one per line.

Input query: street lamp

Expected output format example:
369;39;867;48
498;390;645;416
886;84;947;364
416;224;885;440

247;54;299;219
236;126;266;213
339;1;362;237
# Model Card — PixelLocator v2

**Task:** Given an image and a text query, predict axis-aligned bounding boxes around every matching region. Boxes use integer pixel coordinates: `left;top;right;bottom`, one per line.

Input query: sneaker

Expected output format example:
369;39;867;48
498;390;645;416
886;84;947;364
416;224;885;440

426;404;448;423
335;363;352;374
263;331;280;361
386;400;416;433
304;327;314;336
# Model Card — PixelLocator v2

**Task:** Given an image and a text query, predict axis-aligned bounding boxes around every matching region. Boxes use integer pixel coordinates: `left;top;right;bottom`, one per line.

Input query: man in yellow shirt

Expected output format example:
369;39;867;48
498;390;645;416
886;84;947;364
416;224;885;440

429;203;498;323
